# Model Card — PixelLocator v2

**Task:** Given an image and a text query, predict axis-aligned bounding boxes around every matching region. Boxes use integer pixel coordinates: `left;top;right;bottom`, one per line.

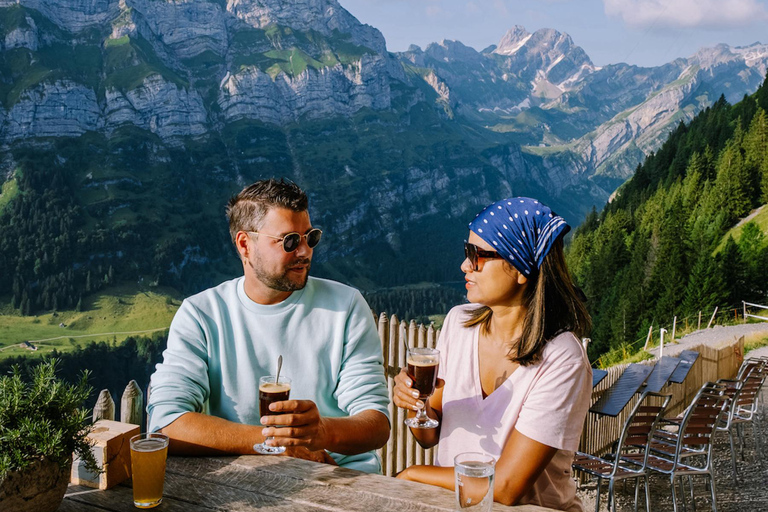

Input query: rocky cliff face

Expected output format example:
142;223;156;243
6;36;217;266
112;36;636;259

0;0;399;142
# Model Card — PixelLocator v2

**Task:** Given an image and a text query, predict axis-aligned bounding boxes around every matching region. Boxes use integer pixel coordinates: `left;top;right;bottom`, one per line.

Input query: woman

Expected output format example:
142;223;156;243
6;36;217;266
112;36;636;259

394;197;592;511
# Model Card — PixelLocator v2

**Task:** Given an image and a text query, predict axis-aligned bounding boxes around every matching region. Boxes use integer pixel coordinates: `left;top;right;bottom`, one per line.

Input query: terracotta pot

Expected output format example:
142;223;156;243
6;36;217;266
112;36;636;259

0;456;72;512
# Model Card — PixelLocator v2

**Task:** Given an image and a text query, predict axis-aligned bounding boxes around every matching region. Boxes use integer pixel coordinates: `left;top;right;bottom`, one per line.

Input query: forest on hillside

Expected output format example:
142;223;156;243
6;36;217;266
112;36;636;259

567;76;768;360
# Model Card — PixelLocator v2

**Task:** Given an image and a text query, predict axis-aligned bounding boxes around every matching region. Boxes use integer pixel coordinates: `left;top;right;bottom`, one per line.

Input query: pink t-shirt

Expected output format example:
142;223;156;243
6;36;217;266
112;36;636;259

435;304;592;512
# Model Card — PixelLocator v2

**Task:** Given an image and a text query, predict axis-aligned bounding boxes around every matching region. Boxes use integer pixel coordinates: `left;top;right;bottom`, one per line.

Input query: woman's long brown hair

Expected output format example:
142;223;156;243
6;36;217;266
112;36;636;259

463;238;591;366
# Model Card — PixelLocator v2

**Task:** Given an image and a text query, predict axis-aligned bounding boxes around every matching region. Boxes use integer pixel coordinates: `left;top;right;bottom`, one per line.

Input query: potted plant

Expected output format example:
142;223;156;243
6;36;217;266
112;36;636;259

0;360;99;512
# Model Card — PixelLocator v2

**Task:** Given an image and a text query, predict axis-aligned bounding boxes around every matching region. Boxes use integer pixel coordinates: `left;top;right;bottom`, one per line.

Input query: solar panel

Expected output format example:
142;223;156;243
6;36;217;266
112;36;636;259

668;350;699;383
589;363;655;417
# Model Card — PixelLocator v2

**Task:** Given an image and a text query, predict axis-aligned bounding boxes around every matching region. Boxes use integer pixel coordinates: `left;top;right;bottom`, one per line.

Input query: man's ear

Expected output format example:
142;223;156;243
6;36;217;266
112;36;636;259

235;231;251;260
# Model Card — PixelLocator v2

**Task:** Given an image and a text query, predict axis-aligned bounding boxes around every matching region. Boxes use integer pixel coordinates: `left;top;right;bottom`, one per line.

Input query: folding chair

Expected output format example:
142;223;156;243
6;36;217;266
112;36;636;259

573;391;672;512
732;358;767;463
622;383;729;512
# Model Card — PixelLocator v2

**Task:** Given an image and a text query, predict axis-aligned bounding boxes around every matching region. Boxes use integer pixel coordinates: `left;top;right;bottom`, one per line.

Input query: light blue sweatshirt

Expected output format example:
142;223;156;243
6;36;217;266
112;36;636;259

147;276;390;473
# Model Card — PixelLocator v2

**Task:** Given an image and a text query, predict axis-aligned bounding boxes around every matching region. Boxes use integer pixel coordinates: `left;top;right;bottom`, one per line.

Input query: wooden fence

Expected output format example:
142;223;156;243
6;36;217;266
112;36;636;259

93;318;744;478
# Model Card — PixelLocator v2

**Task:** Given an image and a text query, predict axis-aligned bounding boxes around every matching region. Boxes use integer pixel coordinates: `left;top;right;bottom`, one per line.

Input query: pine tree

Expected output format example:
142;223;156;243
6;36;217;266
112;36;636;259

714;138;751;221
738;222;767;300
718;236;747;306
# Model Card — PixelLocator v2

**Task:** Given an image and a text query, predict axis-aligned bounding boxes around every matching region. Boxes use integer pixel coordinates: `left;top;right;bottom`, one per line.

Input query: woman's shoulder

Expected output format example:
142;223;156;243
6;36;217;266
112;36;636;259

438;304;478;346
444;303;479;328
540;331;589;368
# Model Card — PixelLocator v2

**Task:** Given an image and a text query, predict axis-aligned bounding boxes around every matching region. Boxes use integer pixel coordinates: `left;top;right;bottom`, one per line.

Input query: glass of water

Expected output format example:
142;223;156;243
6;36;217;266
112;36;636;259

454;452;496;511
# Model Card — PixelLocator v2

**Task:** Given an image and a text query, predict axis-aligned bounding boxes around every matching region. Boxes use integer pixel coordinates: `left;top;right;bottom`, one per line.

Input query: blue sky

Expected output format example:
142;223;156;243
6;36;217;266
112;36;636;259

340;0;768;67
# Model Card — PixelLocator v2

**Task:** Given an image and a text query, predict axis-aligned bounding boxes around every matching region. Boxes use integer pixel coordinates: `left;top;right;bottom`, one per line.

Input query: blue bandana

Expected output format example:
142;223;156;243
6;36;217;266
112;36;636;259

468;197;570;277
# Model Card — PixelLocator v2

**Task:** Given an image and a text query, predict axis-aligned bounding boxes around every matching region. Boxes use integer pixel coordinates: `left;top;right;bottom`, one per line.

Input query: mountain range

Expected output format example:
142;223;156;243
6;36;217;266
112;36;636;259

0;0;767;302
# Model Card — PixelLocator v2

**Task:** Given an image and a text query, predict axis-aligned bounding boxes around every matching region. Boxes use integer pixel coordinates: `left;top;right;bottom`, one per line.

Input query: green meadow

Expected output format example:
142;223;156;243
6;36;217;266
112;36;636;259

0;284;179;360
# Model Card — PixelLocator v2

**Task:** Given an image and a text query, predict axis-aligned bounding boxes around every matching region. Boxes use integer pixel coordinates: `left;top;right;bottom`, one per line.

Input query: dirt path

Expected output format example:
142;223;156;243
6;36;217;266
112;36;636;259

647;322;768;357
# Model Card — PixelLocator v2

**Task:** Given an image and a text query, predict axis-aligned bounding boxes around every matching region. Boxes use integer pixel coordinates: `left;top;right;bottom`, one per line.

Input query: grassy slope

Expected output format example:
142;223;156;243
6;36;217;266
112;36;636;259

0;283;179;360
716;204;768;251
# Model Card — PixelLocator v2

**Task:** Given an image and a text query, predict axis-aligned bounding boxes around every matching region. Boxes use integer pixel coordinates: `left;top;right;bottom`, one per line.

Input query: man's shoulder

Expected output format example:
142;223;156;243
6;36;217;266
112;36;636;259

183;277;241;311
307;276;362;301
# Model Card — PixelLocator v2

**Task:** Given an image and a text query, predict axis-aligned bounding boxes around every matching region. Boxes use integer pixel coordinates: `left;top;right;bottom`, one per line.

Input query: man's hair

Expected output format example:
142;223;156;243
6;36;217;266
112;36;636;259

226;178;308;245
463;238;591;366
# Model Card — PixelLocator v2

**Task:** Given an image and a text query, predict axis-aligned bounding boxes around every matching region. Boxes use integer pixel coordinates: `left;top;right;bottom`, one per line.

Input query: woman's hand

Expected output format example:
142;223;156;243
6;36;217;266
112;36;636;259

394;369;445;411
393;369;423;411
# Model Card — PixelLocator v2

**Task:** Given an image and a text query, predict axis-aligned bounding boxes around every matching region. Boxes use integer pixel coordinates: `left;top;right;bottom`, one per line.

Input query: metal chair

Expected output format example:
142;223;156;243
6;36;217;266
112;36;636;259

573;391;672;512
650;380;743;485
621;383;729;512
732;358;767;464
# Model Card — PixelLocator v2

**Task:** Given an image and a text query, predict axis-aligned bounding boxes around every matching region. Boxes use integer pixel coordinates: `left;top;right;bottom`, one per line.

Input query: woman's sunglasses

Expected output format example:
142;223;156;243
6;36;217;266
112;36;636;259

464;242;503;271
248;228;323;253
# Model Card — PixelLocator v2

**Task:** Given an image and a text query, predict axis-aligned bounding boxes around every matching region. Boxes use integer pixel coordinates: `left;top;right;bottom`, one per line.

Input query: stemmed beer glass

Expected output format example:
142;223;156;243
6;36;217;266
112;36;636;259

404;347;440;429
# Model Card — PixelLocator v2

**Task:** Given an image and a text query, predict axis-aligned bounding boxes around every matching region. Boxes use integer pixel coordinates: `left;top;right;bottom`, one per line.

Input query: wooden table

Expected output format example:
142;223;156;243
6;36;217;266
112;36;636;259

59;455;557;511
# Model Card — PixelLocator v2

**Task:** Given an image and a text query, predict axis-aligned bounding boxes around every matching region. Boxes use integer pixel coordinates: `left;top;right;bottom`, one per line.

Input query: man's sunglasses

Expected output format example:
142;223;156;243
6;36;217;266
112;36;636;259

464;242;503;271
248;228;323;253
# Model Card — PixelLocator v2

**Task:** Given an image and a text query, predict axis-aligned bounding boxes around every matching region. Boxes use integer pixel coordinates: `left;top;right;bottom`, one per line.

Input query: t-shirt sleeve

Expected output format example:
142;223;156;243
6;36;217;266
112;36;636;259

146;300;210;433
514;360;592;451
333;290;390;423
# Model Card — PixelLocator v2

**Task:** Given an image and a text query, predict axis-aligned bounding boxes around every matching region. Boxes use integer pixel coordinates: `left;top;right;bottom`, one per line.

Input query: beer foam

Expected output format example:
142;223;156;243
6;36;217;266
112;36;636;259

407;356;438;367
259;382;291;393
131;439;167;452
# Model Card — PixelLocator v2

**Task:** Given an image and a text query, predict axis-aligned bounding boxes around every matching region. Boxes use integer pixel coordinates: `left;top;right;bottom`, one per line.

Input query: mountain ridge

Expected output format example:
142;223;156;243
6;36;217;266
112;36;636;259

1;0;767;314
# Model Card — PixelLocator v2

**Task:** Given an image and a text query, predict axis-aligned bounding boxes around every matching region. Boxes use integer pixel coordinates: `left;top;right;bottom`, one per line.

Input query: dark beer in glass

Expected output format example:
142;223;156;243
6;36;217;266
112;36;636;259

404;347;440;429
253;376;291;455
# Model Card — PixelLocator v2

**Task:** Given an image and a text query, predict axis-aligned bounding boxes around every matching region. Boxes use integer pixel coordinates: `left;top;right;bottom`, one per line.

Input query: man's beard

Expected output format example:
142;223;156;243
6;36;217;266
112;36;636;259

249;255;311;292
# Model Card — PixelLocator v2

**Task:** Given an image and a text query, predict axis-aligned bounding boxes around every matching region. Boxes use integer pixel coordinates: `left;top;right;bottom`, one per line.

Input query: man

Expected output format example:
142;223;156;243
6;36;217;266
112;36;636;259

147;179;390;472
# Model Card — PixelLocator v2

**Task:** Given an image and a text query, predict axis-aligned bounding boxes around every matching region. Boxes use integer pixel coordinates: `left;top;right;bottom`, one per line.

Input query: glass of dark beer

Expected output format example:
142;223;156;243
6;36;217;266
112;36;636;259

253;375;291;455
404;347;440;429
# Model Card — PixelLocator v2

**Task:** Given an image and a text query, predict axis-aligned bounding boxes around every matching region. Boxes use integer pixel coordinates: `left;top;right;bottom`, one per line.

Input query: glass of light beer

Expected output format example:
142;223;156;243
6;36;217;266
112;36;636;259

404;347;440;429
130;432;169;509
254;375;291;455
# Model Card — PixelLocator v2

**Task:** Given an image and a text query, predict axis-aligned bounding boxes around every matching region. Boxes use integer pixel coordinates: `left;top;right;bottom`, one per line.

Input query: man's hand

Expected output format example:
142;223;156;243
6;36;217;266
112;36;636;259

261;399;330;452
282;446;338;465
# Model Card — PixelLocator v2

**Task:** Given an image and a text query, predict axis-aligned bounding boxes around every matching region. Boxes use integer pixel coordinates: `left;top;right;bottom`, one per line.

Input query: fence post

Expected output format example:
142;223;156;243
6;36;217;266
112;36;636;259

121;380;143;425
659;328;667;359
386;314;399;477
643;325;653;351
671;316;677;341
378;312;389;369
743;301;747;324
427;323;436;348
698;311;702;330
93;389;115;422
397;320;408;475
707;307;718;329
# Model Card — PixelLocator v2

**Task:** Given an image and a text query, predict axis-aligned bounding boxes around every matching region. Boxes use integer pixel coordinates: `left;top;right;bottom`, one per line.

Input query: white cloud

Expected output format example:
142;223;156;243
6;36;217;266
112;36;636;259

604;0;768;29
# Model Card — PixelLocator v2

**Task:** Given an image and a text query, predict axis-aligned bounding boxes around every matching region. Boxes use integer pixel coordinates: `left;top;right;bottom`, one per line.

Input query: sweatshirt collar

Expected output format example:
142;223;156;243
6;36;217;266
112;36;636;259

236;276;307;314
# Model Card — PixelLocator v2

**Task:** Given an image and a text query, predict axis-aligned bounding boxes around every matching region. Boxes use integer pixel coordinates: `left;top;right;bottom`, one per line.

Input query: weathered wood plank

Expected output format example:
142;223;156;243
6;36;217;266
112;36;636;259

61;484;213;512
164;456;555;512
